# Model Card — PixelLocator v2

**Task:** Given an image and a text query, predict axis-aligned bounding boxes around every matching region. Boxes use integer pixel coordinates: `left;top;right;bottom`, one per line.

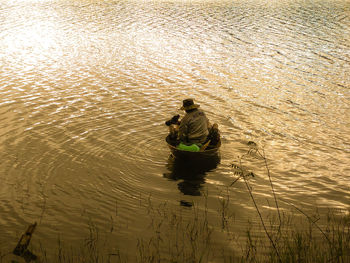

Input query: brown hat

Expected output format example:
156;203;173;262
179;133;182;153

180;98;200;111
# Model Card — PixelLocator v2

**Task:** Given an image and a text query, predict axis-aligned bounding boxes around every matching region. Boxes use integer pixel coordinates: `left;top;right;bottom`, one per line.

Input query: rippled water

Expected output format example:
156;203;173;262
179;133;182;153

0;0;349;259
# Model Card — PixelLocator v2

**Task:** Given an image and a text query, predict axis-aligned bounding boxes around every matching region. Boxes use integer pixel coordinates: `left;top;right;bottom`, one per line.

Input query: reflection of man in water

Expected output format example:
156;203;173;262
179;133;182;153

163;153;220;197
163;155;206;196
177;98;210;149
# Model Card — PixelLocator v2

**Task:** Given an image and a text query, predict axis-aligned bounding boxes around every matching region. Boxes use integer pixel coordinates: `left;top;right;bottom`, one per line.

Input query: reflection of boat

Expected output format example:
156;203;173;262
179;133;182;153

163;153;220;197
165;135;221;162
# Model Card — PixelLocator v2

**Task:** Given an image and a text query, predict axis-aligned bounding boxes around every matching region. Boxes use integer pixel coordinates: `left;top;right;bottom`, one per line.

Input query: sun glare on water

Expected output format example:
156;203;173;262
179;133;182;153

2;7;60;69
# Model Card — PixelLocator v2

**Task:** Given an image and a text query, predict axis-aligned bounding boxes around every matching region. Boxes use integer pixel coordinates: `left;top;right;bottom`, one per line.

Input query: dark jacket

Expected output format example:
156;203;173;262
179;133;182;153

178;109;209;145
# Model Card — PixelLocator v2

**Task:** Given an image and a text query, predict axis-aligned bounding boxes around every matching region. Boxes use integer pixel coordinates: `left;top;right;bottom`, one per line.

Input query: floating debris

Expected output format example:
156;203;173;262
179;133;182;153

247;141;257;147
180;200;193;207
13;222;37;263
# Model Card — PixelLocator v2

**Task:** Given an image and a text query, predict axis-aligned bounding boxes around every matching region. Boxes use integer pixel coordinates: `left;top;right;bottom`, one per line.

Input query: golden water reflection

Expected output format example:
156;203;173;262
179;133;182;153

0;0;349;260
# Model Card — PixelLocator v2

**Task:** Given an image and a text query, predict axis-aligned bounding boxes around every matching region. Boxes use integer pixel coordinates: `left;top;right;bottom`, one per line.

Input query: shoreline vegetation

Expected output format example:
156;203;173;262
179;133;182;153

2;144;349;263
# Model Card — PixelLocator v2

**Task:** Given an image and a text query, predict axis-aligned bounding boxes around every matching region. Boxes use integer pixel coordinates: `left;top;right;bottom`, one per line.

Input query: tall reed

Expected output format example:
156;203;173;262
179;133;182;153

230;142;350;263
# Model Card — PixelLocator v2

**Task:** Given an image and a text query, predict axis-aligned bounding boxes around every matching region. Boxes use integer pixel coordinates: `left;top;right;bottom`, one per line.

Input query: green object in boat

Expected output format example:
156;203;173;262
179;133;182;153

177;142;200;152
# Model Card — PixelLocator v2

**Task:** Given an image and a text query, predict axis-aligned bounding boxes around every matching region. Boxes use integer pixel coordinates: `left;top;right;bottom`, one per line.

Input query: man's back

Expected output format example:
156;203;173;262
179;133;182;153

178;109;209;145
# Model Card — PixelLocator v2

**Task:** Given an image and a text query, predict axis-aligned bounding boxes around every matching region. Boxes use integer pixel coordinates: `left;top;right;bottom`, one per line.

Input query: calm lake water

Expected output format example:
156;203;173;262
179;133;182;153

0;0;349;260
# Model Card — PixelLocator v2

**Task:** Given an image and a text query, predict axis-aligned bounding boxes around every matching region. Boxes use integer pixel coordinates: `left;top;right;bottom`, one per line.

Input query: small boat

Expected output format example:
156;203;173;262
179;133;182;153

165;128;221;162
166;140;221;162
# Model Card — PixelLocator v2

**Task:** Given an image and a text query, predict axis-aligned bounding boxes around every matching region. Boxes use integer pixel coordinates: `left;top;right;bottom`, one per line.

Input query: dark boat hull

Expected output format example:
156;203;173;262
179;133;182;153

166;136;221;162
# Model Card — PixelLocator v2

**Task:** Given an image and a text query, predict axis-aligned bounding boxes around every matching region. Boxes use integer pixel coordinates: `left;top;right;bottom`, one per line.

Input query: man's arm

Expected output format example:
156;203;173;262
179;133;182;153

178;116;189;143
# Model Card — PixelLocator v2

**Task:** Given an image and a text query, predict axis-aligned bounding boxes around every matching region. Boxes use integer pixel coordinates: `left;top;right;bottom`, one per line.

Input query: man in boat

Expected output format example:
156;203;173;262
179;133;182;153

166;98;210;151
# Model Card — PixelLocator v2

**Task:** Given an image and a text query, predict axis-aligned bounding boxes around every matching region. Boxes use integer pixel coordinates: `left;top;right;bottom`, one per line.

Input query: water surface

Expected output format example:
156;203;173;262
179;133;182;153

0;0;349;259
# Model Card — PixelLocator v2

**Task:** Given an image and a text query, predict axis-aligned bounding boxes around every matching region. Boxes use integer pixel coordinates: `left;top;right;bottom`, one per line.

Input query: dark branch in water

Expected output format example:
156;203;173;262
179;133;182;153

13;222;38;262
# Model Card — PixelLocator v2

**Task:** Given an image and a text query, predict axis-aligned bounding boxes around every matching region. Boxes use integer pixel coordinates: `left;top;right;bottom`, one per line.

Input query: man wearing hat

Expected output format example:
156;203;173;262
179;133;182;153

177;98;210;150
